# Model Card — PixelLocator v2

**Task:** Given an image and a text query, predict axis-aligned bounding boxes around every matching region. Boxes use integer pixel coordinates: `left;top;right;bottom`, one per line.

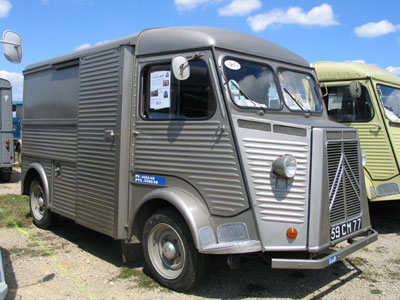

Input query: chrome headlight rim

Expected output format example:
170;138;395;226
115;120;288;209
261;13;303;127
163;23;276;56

272;154;297;179
361;149;367;167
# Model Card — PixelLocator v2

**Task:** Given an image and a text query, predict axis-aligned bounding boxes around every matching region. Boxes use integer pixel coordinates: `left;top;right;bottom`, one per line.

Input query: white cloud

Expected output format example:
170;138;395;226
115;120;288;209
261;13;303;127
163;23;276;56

218;0;261;17
0;0;11;18
354;20;400;38
75;40;108;51
174;0;212;11
0;71;23;101
349;60;366;64
247;3;339;32
75;43;91;51
386;66;400;76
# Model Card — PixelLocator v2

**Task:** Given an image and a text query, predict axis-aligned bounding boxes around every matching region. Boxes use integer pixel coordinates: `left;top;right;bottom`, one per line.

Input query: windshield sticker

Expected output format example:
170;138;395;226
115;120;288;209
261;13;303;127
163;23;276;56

225;60;241;70
228;80;240;96
150;70;171;110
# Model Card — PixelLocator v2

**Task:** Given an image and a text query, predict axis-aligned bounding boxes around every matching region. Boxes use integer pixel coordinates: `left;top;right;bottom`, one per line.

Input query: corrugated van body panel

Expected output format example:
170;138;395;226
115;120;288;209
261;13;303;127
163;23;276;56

22;126;77;162
353;123;398;179
76;48;121;237
233;117;311;250
133;120;249;216
53;162;77;219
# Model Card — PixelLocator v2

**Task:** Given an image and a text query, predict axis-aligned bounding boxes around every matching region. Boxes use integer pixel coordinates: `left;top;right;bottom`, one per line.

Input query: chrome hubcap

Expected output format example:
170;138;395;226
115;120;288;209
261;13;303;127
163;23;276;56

31;185;45;221
162;241;177;261
148;223;186;279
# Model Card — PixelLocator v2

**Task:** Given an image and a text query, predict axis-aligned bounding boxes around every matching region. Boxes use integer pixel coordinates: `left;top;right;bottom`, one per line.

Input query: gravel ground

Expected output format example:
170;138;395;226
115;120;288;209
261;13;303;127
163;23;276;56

1;169;400;300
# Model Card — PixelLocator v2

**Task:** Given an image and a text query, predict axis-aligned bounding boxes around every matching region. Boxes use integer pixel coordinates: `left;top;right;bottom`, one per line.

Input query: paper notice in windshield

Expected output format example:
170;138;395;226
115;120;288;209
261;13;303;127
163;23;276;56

150;71;171;110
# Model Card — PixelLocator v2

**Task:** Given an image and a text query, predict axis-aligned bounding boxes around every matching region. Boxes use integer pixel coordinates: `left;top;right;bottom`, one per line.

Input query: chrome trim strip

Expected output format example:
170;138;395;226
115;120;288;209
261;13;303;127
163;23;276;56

199;240;261;254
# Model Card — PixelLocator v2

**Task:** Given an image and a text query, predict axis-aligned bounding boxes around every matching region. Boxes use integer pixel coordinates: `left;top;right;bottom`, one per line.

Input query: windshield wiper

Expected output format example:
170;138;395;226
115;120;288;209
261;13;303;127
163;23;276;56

283;88;311;114
230;81;266;111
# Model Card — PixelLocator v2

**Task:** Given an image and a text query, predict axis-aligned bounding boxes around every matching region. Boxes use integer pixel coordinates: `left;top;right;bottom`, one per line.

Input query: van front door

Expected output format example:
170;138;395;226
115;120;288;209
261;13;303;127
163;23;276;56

131;51;249;217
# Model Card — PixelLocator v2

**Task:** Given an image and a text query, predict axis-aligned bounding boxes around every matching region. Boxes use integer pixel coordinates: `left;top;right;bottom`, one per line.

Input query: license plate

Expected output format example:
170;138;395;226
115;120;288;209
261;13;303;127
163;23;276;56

330;217;362;241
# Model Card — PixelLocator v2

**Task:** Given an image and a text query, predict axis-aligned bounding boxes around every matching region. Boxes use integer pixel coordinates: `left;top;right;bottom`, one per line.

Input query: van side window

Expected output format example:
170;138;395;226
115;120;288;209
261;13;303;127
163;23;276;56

323;86;373;122
142;59;216;120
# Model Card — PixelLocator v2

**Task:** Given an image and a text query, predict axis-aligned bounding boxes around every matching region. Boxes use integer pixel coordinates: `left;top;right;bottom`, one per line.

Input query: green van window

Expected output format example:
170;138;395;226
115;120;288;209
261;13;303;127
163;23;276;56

323;86;373;122
377;84;400;121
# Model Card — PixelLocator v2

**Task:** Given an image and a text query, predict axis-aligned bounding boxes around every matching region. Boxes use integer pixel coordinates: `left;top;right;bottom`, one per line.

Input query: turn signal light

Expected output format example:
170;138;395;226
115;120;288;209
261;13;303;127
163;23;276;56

287;227;298;239
5;139;10;150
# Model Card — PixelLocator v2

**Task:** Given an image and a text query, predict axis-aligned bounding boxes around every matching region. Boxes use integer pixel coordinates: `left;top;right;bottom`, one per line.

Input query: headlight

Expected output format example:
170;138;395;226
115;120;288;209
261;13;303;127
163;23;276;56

361;149;367;167
272;154;297;178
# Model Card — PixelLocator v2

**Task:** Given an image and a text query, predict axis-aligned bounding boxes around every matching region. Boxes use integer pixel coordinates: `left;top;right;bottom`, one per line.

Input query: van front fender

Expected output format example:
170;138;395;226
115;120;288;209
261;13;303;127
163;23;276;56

363;170;375;200
134;187;213;250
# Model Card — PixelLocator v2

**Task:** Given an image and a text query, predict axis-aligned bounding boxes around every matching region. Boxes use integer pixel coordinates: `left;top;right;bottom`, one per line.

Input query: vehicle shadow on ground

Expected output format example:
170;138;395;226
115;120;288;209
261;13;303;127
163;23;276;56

188;256;361;299
43;201;398;299
50;217;122;267
369;200;400;234
9;168;21;184
1;248;17;300
47;217;365;299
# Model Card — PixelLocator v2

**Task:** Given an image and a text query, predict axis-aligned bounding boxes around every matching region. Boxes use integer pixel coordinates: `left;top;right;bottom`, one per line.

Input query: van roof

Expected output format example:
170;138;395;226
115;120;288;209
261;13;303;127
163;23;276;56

25;26;309;71
313;61;400;86
0;78;11;89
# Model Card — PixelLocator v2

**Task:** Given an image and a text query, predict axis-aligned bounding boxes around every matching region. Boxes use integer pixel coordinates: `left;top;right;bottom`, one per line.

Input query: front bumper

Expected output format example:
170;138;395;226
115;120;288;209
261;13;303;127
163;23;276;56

271;229;378;269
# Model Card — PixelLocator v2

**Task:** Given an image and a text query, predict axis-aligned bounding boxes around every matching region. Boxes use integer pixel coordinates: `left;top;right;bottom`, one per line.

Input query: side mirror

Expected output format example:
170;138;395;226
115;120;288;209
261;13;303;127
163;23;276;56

1;30;23;64
349;81;361;98
172;56;190;80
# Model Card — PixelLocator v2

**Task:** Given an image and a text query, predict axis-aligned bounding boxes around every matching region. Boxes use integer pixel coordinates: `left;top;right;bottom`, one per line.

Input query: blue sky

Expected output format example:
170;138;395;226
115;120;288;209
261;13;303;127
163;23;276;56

0;0;399;101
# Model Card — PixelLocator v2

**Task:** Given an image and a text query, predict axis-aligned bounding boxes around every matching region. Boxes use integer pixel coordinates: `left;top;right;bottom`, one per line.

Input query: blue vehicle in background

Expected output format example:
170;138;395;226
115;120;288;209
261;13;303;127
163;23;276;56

12;100;22;164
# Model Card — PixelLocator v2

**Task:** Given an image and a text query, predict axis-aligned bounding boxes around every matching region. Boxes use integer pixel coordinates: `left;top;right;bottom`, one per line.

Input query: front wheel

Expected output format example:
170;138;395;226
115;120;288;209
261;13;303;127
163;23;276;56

29;179;58;229
142;209;209;291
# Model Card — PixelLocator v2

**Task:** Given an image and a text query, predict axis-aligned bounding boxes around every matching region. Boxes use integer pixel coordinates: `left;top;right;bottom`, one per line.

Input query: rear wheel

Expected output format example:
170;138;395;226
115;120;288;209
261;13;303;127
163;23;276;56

29;179;58;229
0;168;11;183
142;209;209;291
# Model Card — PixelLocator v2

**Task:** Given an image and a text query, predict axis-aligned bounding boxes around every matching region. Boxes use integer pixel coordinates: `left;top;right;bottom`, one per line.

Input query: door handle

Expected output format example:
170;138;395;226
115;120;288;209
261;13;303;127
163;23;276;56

104;129;115;142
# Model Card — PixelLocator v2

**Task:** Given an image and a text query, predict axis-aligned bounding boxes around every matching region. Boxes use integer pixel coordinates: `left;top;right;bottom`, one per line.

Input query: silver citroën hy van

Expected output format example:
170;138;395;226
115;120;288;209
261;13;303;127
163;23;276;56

22;27;377;291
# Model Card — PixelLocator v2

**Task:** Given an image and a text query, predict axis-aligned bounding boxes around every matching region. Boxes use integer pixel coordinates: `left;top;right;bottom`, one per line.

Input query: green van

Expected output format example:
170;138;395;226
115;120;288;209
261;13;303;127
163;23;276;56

313;61;400;202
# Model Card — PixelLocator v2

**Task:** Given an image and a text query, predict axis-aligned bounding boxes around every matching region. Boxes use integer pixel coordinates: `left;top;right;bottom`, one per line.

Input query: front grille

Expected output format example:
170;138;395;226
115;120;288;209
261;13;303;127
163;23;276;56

327;139;361;225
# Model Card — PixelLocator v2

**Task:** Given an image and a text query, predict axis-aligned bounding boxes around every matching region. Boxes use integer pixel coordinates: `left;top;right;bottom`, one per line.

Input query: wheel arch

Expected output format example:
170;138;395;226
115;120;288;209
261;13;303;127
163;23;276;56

130;187;213;250
22;163;50;204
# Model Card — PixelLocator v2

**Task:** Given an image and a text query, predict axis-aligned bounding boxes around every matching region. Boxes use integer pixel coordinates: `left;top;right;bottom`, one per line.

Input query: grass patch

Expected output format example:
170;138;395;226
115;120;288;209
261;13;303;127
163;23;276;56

0;194;30;228
113;267;169;292
360;271;378;282
391;259;400;265
388;272;400;280
9;246;49;257
371;289;383;295
350;256;368;267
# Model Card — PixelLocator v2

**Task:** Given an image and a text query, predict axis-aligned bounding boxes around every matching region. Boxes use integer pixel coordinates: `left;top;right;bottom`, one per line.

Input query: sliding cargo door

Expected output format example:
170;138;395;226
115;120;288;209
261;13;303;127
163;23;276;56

76;48;123;237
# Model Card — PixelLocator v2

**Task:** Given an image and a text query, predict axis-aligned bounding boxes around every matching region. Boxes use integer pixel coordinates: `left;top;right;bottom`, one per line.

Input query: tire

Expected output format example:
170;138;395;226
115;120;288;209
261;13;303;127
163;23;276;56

29;179;58;229
0;169;11;183
142;209;209;291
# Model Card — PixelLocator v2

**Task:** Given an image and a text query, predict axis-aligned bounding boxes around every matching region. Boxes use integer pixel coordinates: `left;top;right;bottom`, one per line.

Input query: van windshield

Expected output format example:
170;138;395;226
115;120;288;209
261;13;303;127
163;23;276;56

277;69;322;112
223;58;322;113
223;59;281;110
377;84;400;121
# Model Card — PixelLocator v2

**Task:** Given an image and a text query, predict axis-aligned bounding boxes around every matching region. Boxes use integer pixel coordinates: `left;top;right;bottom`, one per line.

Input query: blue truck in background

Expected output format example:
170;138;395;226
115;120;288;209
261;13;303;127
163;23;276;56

12;100;22;164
